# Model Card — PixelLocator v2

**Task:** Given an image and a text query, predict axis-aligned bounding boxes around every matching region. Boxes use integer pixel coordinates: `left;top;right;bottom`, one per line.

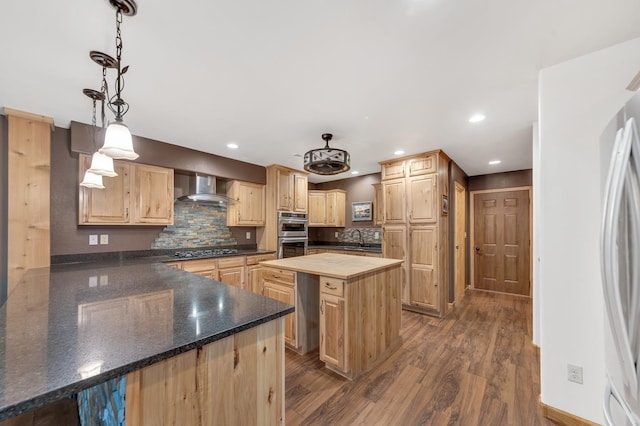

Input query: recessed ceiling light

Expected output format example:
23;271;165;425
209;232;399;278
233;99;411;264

489;160;501;165
227;143;238;149
351;170;359;175
469;114;486;123
394;150;405;155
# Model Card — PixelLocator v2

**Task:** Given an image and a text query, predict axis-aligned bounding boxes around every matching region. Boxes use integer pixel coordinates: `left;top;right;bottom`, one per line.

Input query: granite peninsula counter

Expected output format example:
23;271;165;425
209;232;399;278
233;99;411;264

0;260;293;424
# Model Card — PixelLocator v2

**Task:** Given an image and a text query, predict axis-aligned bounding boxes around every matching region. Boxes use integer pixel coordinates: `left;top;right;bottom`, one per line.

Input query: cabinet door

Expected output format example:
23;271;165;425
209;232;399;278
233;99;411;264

247;265;264;294
326;191;345;227
263;281;296;347
132;164;174;224
410;226;438;310
407;174;437;223
407;154;437;176
383;178;406;224
319;293;346;371
275;168;292;211
218;266;245;289
381;160;405;180
293;173;308;213
308;191;327;226
383;225;408;303
227;181;265;226
79;155;131;224
373;184;383;226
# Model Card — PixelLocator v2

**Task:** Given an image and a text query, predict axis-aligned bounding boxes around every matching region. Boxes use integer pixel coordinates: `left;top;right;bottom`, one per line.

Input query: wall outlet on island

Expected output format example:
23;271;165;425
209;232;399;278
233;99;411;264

246;231;251;240
89;235;98;246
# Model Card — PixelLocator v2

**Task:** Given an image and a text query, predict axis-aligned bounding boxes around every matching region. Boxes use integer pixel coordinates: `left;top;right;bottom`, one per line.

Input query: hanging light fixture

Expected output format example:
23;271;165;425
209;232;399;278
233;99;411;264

80;88;115;189
303;133;351;175
88;0;139;160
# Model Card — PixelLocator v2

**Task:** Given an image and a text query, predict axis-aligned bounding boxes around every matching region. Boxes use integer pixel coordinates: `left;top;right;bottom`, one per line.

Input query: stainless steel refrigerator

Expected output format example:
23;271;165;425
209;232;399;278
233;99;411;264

601;92;640;425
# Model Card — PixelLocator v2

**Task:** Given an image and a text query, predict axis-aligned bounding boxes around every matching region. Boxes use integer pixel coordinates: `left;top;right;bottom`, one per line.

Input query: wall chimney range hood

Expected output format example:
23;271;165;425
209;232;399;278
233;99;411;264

177;174;235;204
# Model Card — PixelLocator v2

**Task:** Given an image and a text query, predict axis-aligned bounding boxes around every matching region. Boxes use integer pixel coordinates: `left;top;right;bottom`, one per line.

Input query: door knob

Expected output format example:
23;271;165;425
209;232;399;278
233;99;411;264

475;247;481;255
455;245;459;249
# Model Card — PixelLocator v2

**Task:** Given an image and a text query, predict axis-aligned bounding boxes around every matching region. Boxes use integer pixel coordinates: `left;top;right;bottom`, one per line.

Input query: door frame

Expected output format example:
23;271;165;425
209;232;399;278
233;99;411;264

453;182;467;303
469;186;532;296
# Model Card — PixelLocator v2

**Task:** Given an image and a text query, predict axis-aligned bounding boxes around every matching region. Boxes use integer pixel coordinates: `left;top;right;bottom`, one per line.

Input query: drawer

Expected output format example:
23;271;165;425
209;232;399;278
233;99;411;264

246;253;277;265
163;261;183;269
261;268;295;286
217;256;245;268
181;258;217;272
320;277;344;297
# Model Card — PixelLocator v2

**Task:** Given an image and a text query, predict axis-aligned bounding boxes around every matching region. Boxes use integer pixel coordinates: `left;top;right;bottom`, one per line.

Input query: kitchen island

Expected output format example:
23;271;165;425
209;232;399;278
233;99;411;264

260;253;403;379
0;260;293;424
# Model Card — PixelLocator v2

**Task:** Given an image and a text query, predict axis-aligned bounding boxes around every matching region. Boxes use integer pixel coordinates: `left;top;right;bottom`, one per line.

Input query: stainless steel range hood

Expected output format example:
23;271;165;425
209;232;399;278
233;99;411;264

177;174;235;204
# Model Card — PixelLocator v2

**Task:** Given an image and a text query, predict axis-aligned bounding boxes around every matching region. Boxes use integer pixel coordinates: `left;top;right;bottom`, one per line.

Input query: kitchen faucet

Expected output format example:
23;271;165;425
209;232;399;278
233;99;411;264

354;229;365;247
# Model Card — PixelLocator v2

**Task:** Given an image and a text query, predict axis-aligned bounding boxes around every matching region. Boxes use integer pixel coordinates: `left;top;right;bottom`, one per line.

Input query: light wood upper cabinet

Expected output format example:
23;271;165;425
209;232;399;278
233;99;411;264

226;180;266;226
271;166;308;213
382;178;406;224
293;173;308;212
79;156;131;224
308;191;327;226
373;184;383;226
79;154;174;226
407;174;437;223
308;189;345;227
131;164;174;224
381;160;405;180
407;154;437;176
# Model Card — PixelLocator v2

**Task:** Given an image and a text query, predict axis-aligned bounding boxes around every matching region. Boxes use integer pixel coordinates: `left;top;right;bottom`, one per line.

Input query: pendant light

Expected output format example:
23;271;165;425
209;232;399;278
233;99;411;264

303;133;351;175
80;89;115;188
87;0;139;161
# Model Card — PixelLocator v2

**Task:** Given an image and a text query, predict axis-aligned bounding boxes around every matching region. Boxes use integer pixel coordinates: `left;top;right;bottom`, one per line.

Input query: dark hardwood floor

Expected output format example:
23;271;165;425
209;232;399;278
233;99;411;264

284;290;556;425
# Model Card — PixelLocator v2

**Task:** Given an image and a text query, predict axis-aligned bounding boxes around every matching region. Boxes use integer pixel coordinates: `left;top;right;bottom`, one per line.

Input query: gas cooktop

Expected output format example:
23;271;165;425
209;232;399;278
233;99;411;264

174;248;239;259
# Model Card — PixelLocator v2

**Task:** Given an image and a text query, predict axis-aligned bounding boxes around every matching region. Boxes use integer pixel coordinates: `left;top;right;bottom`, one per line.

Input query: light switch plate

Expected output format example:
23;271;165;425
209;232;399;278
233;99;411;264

89;235;98;245
100;234;109;245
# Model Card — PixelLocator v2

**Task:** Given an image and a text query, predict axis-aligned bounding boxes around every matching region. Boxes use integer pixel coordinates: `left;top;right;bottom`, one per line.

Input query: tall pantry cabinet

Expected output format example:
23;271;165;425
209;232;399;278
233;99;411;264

380;150;450;317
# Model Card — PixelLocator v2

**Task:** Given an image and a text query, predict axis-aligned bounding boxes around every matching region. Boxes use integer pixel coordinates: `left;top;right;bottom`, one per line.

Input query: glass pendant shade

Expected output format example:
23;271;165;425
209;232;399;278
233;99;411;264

80;170;105;189
100;120;139;160
87;152;118;177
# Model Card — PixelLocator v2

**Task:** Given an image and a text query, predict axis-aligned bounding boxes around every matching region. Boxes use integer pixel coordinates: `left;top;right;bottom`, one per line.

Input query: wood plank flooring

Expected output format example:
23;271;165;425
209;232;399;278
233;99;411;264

285;290;556;426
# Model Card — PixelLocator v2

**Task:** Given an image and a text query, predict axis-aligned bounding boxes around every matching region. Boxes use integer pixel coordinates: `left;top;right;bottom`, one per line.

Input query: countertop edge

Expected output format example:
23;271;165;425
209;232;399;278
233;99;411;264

0;306;293;421
260;255;403;280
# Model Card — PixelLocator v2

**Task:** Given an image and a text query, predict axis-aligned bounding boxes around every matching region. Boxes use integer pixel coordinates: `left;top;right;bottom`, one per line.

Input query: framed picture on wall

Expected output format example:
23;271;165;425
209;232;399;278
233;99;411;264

442;194;449;216
352;201;373;221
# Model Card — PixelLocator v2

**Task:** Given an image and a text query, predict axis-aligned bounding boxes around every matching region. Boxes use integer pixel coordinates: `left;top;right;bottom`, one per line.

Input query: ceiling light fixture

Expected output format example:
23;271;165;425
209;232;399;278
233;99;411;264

85;0;139;161
489;160;501;165
227;143;239;149
469;114;486;123
351;170;359;175
394;150;405;155
303;133;351;175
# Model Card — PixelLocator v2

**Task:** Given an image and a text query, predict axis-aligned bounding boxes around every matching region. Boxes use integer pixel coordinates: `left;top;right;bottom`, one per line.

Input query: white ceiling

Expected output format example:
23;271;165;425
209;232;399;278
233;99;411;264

2;1;640;182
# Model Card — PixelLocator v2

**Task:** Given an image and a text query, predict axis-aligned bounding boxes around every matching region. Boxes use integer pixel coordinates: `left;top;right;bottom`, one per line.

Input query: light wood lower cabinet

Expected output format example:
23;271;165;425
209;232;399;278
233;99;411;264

246;253;277;294
125;318;285;426
409;225;438;310
263;281;296;348
319;292;346;371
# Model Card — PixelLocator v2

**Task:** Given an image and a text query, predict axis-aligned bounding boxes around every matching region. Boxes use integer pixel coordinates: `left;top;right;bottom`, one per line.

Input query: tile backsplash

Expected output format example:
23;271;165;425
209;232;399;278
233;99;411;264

335;227;382;245
151;203;237;249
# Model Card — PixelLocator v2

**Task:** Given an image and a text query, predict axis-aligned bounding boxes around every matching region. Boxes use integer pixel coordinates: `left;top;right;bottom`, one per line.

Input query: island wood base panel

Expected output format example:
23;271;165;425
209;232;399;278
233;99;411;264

125;318;285;426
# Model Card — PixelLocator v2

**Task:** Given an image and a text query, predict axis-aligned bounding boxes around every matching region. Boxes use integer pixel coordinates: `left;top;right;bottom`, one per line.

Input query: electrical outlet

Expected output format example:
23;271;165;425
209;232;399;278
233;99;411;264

567;364;583;384
99;234;109;245
99;275;109;286
335;231;339;238
89;235;98;245
374;231;380;240
89;276;98;287
246;231;251;240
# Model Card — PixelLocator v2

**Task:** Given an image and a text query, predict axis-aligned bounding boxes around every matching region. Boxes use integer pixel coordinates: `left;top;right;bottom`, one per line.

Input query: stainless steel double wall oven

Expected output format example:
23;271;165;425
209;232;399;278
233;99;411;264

277;211;308;258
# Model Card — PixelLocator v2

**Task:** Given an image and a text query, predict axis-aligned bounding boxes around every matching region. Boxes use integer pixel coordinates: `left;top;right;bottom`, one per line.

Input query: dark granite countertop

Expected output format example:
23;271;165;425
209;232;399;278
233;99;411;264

307;243;382;254
0;260;292;421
